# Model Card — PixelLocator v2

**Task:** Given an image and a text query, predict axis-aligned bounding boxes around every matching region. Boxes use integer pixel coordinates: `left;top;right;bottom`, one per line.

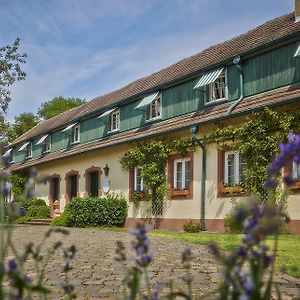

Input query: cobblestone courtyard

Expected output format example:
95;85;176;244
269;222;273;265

10;225;300;299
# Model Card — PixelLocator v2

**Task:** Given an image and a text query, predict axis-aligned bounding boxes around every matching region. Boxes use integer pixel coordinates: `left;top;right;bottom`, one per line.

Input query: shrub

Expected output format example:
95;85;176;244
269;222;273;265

15;198;46;211
27;205;50;219
14;216;31;224
30;198;47;206
183;219;203;233
65;193;128;227
51;207;71;227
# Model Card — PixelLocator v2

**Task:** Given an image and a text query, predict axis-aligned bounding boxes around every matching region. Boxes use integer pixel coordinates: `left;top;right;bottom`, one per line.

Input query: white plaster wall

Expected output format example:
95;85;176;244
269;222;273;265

34;132;300;222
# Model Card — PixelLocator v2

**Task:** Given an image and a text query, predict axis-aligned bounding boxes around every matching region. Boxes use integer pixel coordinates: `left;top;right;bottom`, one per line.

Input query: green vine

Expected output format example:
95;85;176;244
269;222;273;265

120;139;196;215
203;107;300;200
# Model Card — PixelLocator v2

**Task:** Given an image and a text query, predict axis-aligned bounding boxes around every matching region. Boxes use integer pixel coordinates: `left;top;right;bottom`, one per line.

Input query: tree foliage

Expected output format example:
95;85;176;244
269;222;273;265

37;96;85;120
203;107;300;200
0;38;26;115
12;113;39;139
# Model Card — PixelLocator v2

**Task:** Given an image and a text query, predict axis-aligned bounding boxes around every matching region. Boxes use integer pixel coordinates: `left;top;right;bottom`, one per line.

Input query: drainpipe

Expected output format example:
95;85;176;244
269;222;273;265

190;125;206;230
226;56;244;115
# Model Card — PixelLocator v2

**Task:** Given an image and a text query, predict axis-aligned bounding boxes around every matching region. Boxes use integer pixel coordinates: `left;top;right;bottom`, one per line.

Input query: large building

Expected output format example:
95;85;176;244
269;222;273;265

7;8;300;233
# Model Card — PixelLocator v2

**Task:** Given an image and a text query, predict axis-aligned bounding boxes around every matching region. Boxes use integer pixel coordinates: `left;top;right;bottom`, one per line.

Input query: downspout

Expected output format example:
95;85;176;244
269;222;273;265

190;125;206;230
226;56;244;115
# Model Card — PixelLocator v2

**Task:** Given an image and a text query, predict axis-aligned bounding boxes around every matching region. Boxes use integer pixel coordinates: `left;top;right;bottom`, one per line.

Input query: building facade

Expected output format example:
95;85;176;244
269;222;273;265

7;11;300;233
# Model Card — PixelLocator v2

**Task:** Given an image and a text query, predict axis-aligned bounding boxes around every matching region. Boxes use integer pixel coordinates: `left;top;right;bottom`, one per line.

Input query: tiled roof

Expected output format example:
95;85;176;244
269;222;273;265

10;12;300;146
9;84;300;171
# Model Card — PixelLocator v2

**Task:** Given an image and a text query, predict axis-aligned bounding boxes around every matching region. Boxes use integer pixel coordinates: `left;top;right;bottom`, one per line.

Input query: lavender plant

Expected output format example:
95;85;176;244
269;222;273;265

116;222;207;300
0;144;76;299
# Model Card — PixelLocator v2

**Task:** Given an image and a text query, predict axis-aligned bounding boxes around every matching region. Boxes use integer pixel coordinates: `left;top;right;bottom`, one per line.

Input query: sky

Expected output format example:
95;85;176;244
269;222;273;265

0;0;294;121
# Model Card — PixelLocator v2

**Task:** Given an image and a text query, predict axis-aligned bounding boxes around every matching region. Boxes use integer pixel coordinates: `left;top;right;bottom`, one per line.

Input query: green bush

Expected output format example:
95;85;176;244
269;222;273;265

183;219;203;233
64;193;128;227
30;198;47;206
15;198;46;211
14;216;32;224
27;205;50;219
51;207;71;227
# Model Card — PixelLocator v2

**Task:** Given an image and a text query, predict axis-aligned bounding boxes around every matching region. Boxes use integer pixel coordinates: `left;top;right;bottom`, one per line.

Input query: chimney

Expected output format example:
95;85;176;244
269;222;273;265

296;0;300;22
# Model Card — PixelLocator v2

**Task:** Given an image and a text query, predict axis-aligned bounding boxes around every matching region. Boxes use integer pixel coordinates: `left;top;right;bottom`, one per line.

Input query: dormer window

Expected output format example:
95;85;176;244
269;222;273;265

109;110;120;132
135;91;162;121
147;96;161;121
26;142;32;158
193;68;227;104
43;135;51;153
71;124;80;143
207;69;226;102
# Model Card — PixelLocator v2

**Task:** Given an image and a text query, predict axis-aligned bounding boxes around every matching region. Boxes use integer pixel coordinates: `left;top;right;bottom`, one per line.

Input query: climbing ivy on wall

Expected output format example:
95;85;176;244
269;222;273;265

203;107;300;200
120;139;196;215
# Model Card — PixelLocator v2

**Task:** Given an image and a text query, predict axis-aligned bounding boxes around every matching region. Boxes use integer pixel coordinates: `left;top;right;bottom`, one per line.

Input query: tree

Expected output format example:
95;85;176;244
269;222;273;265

12;113;39;138
37;96;86;120
0;38;26;115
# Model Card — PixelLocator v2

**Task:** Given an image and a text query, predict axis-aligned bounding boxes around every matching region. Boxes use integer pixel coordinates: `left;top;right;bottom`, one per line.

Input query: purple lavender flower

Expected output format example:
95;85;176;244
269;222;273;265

283;176;294;186
0;181;12;196
129;223;153;268
265;178;278;189
8;259;17;273
266;134;300;189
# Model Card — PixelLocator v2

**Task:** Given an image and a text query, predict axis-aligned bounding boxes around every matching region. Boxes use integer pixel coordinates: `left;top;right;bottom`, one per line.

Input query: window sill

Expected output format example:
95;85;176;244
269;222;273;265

218;185;248;197
130;191;147;201
290;180;300;193
107;129;120;134
204;98;227;107
70;141;80;145
42;150;50;154
145;116;161;123
169;189;192;199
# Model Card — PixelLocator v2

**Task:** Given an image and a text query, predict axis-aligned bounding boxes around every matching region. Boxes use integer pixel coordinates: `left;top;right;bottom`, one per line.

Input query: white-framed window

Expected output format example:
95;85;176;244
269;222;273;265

43;135;51;153
134;167;144;192
109;110;120;132
206;69;227;103
147;95;161;121
292;162;300;180
26;142;32;158
173;158;191;190
224;151;246;186
71;124;80;143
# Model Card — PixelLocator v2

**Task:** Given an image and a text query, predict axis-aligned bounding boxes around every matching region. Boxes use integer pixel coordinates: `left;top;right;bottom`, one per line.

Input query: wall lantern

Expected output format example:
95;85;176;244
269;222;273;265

103;164;110;176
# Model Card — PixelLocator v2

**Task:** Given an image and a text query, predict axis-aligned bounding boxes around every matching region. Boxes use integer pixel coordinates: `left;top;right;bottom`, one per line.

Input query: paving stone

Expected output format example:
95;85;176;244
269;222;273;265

8;225;300;299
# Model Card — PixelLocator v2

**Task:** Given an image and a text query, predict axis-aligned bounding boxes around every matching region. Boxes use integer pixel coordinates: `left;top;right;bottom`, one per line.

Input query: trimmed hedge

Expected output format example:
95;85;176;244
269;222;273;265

16;198;47;210
54;194;128;228
51;207;71;227
27;205;50;219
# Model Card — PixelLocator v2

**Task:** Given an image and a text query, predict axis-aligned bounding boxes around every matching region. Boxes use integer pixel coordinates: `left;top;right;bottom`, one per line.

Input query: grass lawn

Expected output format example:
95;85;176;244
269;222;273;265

148;230;300;278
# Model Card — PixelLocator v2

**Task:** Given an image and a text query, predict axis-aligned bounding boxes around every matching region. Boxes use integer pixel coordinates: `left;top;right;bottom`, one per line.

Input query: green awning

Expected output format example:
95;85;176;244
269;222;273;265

135;92;159;109
18;141;30;152
294;45;300;58
97;108;117;118
35;134;49;145
193;68;224;89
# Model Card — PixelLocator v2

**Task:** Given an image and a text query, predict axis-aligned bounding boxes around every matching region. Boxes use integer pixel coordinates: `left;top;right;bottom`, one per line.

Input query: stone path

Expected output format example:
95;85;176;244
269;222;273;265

7;225;300;299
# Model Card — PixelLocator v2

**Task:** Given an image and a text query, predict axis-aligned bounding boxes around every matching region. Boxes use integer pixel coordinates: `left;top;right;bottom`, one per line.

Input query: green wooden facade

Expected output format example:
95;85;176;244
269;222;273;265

12;40;300;163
